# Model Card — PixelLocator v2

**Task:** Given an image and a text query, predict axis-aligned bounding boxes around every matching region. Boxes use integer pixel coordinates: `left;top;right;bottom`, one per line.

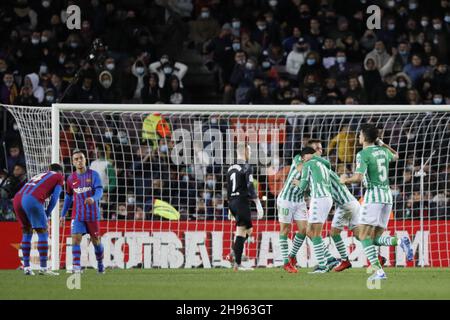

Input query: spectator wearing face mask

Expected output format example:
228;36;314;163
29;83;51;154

41;87;55;106
286;38;309;77
297;51;328;84
188;6;220;51
0;71;19;104
393;42;411;73
98;70;120;103
328;50;359;89
251;16;272;49
431;92;446;105
149;55;188;89
426;17;449;62
129;59;148;101
391;73;412;100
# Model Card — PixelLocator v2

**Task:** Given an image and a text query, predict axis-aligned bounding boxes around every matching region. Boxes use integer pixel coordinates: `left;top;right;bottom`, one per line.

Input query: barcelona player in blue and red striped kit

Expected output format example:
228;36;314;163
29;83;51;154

13;163;64;276
61;149;104;273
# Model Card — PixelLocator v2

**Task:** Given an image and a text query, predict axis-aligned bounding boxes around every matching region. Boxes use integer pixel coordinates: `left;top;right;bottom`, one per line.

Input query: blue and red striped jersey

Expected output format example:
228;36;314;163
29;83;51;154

18;171;64;203
66;169;103;222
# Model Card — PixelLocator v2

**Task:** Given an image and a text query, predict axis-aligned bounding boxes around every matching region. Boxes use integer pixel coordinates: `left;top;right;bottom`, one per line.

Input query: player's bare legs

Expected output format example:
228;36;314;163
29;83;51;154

21;226;33;275
279;222;297;273
286;220;307;270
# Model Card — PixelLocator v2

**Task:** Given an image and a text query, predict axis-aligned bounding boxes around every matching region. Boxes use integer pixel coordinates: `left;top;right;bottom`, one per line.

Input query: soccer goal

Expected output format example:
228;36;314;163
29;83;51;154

4;103;450;271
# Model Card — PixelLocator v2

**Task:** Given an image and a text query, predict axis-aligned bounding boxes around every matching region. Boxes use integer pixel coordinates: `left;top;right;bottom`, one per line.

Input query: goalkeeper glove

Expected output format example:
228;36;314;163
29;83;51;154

254;199;264;220
228;209;236;221
376;138;385;146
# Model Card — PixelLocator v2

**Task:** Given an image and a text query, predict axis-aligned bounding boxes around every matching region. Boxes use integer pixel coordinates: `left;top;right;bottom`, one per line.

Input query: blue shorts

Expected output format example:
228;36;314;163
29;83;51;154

71;219;100;238
21;194;47;229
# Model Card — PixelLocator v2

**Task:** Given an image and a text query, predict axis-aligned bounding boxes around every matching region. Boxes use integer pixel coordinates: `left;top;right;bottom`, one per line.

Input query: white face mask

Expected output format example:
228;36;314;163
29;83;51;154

127;197;136;204
336;56;346;64
136;67;145;75
102;80;112;88
421;20;429;27
159;144;168;153
31;38;40;45
232;21;241;29
269;0;278;6
433;97;443;104
245;62;254;70
163;67;173;74
433;23;442;30
201;12;210;19
206;179;215;188
45;95;54;102
105;131;113;139
307;96;317;104
42;0;50;8
41;36;48;43
106;63;115;70
182;175;189;182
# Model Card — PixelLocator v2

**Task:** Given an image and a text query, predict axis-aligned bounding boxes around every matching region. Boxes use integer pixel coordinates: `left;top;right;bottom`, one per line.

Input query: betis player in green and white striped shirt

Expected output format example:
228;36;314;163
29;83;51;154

277;154;308;273
314;155;360;271
293;147;334;273
341;124;413;281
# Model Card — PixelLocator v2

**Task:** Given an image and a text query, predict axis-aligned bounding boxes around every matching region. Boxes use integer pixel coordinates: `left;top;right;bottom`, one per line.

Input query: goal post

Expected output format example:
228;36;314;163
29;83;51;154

3;103;450;270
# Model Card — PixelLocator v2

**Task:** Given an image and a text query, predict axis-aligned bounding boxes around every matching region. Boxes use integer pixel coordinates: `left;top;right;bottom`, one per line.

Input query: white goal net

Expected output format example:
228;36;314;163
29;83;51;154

4;104;450;270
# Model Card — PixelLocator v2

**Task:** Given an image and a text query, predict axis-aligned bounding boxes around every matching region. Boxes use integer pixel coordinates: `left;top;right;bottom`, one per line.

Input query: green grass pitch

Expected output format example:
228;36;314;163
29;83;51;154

1;268;449;300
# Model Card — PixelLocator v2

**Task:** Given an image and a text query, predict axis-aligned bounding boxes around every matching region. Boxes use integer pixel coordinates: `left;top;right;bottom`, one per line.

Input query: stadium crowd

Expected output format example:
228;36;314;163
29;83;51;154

0;0;449;222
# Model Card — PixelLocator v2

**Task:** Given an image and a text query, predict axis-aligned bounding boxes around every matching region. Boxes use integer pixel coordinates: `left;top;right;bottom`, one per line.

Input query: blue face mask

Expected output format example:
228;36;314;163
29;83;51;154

306;58;316;66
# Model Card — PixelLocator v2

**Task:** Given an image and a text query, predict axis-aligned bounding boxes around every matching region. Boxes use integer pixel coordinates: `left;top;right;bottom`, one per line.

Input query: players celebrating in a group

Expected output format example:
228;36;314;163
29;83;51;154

61;149;105;274
226;143;264;271
277;149;307;273
341;124;413;281
292;147;336;273
13;163;64;275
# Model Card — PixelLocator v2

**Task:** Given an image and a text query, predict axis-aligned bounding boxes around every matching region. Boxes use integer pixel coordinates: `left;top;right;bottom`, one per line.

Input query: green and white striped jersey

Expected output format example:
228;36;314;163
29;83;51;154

329;170;357;205
296;155;332;198
314;156;355;205
355;145;395;204
278;154;304;202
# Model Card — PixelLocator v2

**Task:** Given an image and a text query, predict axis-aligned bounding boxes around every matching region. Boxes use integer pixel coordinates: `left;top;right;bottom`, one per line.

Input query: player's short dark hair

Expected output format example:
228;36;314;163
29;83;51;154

306;139;321;146
49;163;63;172
300;147;316;157
360;123;379;143
14;163;26;172
71;149;85;157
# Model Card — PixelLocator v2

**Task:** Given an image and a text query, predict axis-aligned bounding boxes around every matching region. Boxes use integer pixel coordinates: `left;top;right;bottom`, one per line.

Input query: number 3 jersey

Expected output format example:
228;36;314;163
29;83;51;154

66;169;103;221
355;145;395;204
